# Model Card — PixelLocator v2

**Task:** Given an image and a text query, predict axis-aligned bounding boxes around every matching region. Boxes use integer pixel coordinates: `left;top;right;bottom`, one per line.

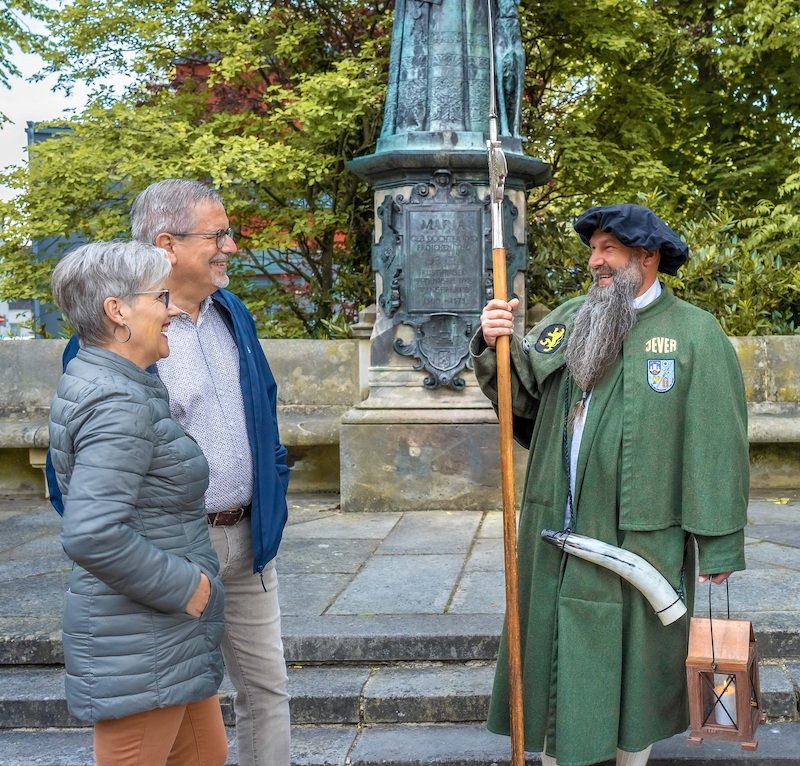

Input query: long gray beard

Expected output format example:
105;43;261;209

565;260;643;395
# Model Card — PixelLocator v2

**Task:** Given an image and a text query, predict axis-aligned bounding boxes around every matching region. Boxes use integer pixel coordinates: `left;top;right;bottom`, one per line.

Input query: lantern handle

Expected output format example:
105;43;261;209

706;578;731;670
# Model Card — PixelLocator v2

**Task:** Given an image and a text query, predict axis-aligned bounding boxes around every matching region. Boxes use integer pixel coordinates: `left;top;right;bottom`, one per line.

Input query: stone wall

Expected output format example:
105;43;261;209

731;336;800;489
0;336;797;498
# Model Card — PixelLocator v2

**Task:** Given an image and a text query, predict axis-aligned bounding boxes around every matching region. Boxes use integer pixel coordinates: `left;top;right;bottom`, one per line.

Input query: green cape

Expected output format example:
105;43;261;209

472;287;748;765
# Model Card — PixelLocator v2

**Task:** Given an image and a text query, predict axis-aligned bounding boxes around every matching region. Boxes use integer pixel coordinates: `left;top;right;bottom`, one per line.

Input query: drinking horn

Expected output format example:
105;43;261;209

540;529;687;626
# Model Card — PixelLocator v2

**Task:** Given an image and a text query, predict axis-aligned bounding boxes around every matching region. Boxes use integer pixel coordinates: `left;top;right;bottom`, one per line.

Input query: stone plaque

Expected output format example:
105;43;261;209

405;209;483;314
373;169;526;390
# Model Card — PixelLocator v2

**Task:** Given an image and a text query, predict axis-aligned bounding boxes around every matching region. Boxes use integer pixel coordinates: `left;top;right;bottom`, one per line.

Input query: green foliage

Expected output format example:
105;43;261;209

518;0;800;333
670;214;798;335
0;0;47;87
0;1;389;336
2;0;799;335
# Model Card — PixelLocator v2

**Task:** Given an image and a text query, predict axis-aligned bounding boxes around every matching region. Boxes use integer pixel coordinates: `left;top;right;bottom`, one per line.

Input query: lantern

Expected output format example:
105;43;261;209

685;617;765;750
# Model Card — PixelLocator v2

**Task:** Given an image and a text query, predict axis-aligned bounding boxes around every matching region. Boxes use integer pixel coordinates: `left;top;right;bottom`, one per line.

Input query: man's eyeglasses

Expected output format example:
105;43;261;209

134;289;170;307
168;227;235;249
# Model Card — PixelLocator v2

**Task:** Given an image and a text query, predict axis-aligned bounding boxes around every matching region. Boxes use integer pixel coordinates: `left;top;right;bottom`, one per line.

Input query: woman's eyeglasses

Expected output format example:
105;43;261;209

134;289;170;307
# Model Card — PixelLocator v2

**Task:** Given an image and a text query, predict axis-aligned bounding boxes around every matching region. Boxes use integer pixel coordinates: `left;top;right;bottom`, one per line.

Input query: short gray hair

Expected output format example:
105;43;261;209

130;179;223;244
51;241;171;346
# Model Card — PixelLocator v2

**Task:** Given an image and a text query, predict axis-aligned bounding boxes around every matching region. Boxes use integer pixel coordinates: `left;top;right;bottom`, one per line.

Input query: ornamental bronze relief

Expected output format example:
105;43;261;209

373;169;525;390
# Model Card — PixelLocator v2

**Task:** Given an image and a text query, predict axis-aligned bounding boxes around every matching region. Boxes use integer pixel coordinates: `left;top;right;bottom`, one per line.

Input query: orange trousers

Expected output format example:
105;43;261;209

93;694;227;766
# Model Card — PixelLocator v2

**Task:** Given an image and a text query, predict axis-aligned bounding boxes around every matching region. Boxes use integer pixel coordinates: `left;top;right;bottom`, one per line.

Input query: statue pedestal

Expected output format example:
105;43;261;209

342;142;547;512
339;293;529;513
340;371;528;512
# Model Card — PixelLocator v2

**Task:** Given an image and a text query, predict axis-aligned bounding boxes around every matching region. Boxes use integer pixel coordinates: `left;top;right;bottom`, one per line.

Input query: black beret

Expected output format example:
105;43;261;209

573;203;689;276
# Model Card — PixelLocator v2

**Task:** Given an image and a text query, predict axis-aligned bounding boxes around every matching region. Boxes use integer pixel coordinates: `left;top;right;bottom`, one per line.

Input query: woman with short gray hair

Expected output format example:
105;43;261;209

49;240;228;765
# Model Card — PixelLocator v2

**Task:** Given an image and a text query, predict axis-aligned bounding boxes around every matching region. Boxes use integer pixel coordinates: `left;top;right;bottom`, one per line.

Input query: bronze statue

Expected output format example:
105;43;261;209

381;0;523;140
494;0;523;138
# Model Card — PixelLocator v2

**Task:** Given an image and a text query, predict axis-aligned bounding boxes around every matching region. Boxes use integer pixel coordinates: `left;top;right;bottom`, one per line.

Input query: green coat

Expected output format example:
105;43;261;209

472;287;748;766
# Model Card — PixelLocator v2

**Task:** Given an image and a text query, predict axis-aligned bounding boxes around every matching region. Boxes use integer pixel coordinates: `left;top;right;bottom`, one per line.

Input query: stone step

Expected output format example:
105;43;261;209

2;613;799;666
0;661;796;731
1;721;799;765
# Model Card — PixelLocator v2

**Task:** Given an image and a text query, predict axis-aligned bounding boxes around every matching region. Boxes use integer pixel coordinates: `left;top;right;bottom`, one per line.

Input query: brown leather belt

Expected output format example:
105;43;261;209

207;504;251;527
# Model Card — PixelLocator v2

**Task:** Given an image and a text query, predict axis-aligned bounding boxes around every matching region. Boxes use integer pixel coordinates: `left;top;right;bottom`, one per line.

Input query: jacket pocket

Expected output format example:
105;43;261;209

200;575;225;650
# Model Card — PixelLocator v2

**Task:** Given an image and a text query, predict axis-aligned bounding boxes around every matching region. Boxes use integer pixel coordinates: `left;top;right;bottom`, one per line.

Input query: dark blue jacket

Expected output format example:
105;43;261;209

47;288;290;573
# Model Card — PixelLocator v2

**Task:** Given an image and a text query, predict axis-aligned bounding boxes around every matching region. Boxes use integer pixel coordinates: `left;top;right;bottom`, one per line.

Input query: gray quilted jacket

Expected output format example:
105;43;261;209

49;346;225;722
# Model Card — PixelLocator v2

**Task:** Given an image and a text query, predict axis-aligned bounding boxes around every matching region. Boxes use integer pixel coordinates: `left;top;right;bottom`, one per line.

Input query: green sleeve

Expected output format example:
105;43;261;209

471;332;544;449
471;331;542;419
695;529;746;575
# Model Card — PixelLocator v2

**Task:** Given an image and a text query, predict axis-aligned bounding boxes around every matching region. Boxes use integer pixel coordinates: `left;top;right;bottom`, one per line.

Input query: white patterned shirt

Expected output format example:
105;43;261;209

157;297;253;513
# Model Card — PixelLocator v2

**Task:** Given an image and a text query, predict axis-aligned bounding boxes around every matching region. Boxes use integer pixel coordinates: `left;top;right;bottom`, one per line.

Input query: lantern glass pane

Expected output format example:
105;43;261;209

699;672;738;729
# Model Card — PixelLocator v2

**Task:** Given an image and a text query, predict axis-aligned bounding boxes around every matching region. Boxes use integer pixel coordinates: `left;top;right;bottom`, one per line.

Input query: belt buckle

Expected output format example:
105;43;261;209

208;506;246;527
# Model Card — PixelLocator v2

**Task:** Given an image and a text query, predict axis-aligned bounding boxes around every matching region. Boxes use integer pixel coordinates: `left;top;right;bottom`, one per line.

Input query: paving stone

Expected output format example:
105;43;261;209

745;497;800;526
449;570;506;614
288;724;357;765
0;555;70;583
0;725;357;765
349;722;518;765
280;573;352;616
327;554;464;615
0;489;799;766
286;494;342;516
743;541;800;571
0;617;62;663
287;665;372;724
352;723;800;766
785;662;800;687
693;570;800;614
284;512;400;540
348;722;800;765
0;728;95;765
0;659;792;730
650;721;800;762
0;666;78;729
1;572;67;616
277;538;379;574
281;615;503;663
742;615;800;659
463;538;505;572
758;664;797;718
376;512;483;554
0;522;62;557
476;511;505;539
0;665;371;729
744;523;800;550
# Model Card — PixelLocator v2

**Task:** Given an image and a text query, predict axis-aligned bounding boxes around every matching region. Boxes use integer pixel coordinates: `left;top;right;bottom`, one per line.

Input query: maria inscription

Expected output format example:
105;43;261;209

407;210;483;313
373;170;525;390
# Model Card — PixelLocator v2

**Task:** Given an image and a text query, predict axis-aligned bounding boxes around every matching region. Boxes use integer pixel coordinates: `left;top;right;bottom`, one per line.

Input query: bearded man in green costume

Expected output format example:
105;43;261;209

472;204;748;766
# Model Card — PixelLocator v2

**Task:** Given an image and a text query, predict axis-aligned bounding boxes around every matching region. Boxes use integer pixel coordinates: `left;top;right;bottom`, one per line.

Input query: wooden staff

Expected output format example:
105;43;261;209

487;3;525;764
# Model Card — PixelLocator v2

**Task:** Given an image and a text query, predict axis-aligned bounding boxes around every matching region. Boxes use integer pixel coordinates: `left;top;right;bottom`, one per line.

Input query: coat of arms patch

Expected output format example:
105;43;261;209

534;324;566;354
647;359;675;392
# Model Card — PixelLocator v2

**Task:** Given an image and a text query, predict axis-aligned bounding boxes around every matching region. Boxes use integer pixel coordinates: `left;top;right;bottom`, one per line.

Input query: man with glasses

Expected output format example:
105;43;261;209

135;179;291;766
48;179;292;766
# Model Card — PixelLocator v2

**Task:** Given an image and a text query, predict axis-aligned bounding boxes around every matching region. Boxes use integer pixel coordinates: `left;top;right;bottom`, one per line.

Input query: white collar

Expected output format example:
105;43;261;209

632;279;662;310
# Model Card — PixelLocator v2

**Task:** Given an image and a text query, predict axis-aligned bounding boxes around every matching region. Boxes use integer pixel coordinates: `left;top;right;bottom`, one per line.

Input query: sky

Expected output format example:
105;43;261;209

0;50;94;201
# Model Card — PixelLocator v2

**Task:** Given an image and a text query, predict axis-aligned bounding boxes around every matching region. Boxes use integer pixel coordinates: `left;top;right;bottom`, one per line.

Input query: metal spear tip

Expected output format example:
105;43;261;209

487;139;508;203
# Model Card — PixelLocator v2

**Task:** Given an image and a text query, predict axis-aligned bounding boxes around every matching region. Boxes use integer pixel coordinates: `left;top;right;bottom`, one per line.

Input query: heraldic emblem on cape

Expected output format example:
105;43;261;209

647;359;675;392
534;323;566;354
